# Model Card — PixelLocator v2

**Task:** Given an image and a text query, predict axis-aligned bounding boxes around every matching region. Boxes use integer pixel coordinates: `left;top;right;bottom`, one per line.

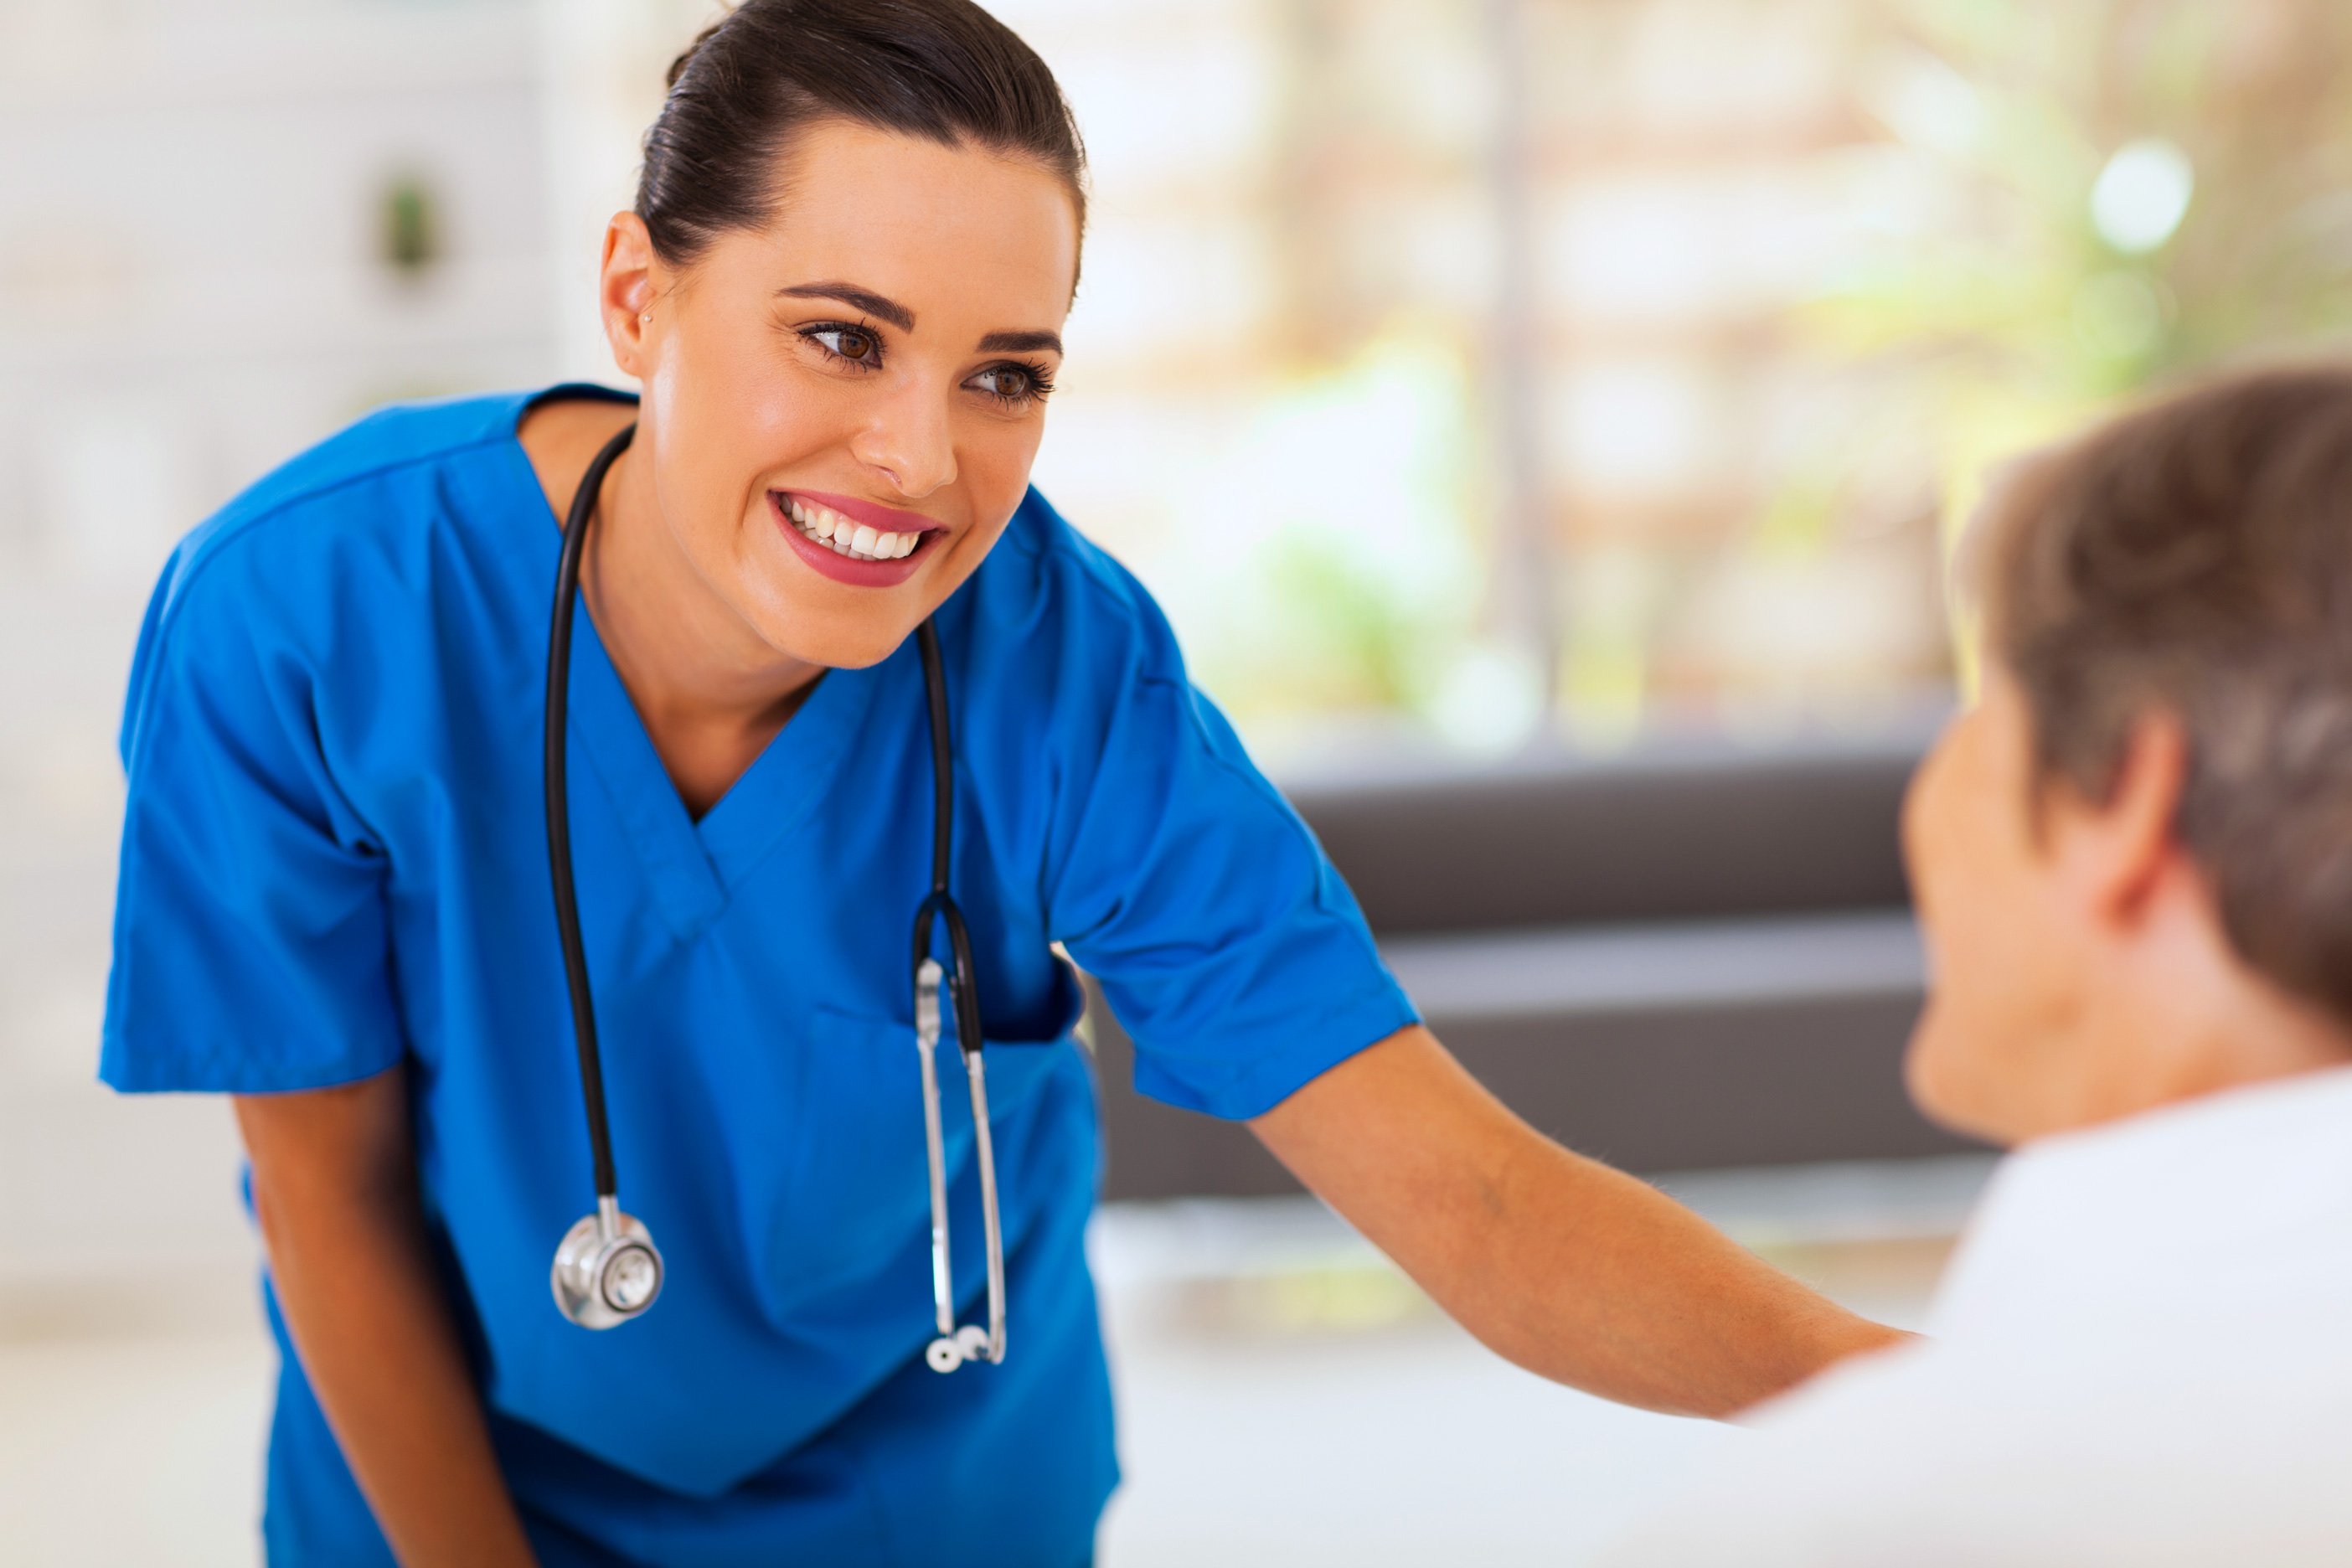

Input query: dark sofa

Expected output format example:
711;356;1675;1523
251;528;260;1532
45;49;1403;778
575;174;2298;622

1086;731;1986;1201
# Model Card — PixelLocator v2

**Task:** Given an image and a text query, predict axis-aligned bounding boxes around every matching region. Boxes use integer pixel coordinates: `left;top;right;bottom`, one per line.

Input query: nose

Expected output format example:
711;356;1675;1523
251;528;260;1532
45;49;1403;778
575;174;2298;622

849;375;957;501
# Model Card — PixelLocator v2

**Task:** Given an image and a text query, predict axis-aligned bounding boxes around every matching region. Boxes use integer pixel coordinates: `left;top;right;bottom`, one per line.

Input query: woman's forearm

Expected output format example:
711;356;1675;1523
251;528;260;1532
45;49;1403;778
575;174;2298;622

1437;1129;1907;1414
1252;1027;1909;1418
237;1079;538;1567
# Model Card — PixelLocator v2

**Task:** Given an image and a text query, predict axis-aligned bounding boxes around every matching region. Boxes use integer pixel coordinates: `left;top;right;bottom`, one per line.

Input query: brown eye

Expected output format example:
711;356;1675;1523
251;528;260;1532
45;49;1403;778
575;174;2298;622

968;362;1053;405
805;326;881;366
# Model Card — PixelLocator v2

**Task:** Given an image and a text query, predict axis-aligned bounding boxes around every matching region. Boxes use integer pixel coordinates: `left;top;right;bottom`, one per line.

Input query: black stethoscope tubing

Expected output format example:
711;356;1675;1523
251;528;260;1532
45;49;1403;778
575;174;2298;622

543;420;1002;1365
544;422;627;1204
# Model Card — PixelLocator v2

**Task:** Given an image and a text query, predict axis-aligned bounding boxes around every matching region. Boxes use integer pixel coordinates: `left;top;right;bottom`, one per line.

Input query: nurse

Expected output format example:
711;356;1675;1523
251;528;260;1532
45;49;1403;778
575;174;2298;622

102;1;1901;1563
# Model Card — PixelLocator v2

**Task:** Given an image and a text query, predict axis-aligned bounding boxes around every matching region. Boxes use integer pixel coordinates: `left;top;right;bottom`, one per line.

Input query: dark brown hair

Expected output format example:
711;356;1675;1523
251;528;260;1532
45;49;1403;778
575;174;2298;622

1982;364;2352;1025
635;0;1086;269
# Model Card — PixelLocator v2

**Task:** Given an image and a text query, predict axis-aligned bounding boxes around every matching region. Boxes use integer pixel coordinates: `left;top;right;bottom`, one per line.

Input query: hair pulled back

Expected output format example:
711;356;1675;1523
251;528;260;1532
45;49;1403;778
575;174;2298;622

636;0;1086;268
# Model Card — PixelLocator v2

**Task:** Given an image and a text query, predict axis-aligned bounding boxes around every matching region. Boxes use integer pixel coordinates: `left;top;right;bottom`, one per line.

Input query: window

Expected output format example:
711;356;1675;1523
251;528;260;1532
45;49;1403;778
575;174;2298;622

971;0;2352;764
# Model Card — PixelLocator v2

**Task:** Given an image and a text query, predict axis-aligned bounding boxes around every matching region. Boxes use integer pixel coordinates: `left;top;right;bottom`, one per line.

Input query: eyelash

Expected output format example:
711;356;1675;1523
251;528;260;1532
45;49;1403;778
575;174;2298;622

976;359;1056;408
797;320;885;370
793;321;1056;410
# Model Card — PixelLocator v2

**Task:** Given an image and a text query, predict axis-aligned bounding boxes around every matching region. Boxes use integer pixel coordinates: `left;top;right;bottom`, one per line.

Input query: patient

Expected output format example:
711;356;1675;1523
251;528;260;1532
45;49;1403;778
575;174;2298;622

1598;365;2352;1566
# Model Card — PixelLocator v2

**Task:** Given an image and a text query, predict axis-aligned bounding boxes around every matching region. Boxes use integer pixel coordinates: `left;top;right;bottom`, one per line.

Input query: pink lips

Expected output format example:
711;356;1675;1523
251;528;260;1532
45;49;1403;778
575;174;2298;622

771;490;941;589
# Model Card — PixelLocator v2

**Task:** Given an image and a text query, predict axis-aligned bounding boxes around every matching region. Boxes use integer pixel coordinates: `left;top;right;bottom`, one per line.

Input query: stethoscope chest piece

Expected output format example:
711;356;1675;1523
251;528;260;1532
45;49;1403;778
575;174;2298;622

552;1194;664;1329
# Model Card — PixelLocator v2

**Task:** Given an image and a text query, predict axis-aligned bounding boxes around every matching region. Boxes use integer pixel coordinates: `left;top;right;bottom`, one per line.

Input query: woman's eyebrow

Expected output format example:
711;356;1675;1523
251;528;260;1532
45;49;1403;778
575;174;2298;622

776;283;1062;357
979;329;1065;355
776;281;914;332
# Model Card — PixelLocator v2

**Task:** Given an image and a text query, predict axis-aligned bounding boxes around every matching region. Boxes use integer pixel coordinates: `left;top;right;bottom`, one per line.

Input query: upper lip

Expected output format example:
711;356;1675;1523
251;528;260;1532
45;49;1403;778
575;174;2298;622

777;489;944;535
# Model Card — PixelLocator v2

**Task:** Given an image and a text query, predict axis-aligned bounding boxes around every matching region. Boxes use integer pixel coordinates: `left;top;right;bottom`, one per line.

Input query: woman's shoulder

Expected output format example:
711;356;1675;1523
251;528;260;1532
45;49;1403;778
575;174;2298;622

234;389;544;524
951;488;1207;777
966;487;1179;667
150;388;554;642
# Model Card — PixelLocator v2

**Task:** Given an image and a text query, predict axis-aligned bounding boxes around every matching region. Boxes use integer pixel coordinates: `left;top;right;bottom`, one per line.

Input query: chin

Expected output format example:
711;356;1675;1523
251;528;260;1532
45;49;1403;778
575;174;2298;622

761;605;921;672
822;630;918;670
1903;1004;2021;1148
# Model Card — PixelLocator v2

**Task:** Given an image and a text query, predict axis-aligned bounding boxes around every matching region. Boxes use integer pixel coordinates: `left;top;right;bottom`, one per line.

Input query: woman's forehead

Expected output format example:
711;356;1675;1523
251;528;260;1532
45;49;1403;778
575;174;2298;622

738;121;1081;327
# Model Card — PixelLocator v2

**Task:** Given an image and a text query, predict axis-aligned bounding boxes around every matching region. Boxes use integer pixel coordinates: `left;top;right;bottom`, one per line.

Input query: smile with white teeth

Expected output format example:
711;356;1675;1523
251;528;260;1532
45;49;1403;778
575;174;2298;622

783;496;923;561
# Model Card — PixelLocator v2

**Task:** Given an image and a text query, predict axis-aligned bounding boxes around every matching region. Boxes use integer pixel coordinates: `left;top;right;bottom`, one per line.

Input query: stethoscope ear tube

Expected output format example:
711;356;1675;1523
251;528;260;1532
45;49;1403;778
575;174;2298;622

546;421;661;1329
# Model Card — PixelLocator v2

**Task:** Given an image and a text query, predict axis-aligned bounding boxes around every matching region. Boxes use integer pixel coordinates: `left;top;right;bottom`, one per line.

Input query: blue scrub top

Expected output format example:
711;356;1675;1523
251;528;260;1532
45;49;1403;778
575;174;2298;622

101;387;1417;1566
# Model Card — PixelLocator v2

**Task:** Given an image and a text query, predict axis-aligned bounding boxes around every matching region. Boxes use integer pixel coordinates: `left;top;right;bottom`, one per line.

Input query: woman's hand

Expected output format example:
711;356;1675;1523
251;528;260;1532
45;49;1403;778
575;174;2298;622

236;1066;540;1566
1250;1026;1912;1418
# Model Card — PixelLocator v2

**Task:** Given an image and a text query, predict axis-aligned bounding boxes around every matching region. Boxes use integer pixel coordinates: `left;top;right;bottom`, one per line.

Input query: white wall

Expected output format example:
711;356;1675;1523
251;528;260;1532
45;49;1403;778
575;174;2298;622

0;0;561;1311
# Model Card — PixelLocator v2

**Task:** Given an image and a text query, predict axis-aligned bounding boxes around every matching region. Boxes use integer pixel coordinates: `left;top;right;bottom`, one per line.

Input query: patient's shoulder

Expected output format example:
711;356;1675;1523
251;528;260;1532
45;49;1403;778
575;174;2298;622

1592;1332;2352;1566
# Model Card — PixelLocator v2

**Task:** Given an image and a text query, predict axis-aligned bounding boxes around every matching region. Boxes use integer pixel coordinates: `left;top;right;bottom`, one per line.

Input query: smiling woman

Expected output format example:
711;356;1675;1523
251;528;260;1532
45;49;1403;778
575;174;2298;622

527;110;1081;809
100;3;1903;1565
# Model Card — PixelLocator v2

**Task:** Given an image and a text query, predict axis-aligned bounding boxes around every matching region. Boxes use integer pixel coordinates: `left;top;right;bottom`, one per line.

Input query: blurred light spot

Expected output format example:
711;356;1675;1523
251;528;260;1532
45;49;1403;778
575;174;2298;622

1139;333;1481;728
1550;183;1720;318
1430;642;1545;756
1862;49;1986;158
2071;270;2166;357
1065;220;1272;359
1551;363;1715;496
2092;139;2194;254
1679;548;1931;710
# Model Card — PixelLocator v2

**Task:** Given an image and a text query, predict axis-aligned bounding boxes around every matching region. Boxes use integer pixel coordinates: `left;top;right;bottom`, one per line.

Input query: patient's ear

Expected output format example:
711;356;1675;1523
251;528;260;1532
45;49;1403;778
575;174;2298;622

2046;711;2190;932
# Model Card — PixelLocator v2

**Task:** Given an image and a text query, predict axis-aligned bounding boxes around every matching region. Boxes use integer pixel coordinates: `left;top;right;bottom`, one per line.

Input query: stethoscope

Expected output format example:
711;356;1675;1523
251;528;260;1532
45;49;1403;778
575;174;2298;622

543;422;1007;1375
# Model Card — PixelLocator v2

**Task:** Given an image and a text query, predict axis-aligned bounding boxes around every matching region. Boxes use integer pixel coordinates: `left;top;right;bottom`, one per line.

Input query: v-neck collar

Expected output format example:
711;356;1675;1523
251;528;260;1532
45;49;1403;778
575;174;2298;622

499;387;884;942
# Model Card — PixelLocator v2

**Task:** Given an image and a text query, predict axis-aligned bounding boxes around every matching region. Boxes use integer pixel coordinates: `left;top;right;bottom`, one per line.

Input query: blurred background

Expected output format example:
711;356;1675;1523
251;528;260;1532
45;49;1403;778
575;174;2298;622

5;0;2350;1561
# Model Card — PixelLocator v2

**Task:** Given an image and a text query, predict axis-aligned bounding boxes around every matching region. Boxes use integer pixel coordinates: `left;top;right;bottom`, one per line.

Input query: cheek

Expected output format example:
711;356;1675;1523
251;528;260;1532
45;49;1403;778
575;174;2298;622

957;415;1047;512
1900;731;2060;1135
661;355;849;575
1903;763;1989;1121
644;393;760;581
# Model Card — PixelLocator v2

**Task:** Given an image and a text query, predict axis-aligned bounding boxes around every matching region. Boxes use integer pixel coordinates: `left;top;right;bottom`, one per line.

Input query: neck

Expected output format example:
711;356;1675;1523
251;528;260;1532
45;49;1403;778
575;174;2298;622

2038;894;2352;1138
569;423;826;818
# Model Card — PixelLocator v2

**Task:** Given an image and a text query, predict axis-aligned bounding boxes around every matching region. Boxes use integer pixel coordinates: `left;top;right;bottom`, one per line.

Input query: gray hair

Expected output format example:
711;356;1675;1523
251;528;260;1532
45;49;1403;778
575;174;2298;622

1982;364;2352;1025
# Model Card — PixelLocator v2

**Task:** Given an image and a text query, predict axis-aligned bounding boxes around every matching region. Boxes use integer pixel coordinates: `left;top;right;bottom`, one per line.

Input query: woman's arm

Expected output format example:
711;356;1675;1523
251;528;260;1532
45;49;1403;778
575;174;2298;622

1250;1026;1911;1418
235;1066;539;1567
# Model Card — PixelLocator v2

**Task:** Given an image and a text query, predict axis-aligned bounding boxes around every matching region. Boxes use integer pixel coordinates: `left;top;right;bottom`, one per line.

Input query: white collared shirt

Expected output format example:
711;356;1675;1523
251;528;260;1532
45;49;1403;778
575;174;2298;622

1594;1065;2352;1567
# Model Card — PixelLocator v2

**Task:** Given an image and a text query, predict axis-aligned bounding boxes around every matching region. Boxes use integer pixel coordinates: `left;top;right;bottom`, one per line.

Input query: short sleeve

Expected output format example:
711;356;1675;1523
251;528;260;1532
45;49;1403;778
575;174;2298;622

101;541;405;1093
1042;580;1418;1121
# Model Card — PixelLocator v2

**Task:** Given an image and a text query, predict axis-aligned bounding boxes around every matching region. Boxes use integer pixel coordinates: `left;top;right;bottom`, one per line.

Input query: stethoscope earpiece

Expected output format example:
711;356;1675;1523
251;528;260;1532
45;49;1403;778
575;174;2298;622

925;1323;994;1374
912;952;1008;1374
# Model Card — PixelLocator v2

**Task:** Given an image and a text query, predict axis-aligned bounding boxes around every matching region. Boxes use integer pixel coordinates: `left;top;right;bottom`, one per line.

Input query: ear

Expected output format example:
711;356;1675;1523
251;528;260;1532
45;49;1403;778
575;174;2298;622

2047;710;2190;933
598;213;662;381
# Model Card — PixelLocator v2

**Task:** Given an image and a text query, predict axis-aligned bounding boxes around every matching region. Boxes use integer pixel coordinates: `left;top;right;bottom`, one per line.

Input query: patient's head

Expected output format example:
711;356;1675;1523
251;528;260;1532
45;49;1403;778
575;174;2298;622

1904;365;2352;1146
